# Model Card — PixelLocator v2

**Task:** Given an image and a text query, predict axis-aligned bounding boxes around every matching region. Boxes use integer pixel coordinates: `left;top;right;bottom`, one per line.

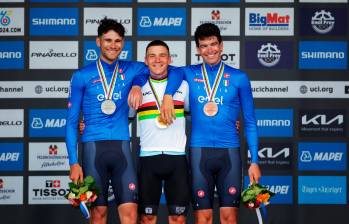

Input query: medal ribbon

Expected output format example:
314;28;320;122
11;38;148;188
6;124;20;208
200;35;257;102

96;58;119;100
148;78;166;112
201;62;225;102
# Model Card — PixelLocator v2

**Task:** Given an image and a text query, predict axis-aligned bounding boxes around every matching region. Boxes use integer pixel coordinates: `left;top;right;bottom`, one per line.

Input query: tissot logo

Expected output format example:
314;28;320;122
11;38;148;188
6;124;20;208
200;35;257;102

138;8;186;36
299;109;345;137
298;142;346;171
30;8;79;36
247;143;292;170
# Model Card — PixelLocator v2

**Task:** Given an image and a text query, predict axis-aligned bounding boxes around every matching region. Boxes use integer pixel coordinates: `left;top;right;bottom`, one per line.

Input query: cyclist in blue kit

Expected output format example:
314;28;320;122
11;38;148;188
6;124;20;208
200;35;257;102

160;23;262;224
66;18;148;224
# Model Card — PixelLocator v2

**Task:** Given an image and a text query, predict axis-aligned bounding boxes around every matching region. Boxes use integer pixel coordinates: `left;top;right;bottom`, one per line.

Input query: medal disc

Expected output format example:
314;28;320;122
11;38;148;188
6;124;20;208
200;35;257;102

203;101;218;116
155;116;168;129
101;100;116;115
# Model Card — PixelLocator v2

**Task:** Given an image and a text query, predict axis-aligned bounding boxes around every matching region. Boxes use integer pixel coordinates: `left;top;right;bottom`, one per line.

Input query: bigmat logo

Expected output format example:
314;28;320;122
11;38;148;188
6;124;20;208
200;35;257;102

29;41;78;69
245;41;293;69
138;8;186;36
298;142;346;171
84;8;132;36
245;8;294;36
0;109;24;137
0;176;23;205
29;109;66;137
28;176;70;204
29;142;69;171
299;7;347;36
247;143;293;170
0;8;24;36
0;143;23;171
299;109;345;137
191;8;239;36
298;176;346;204
138;41;186;67
299;41;347;69
30;8;79;36
84;40;132;65
191;41;239;68
255;109;293;137
244;176;293;204
0;41;24;69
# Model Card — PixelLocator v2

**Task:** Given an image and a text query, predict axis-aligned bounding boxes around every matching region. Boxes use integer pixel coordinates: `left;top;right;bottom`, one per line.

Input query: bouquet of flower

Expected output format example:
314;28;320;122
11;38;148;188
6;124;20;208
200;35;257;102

65;176;99;218
241;182;275;209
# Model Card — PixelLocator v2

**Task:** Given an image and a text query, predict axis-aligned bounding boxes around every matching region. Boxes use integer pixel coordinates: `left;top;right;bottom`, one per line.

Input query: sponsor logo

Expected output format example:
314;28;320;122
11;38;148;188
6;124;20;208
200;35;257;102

0;41;24;69
192;0;240;2
198;190;205;198
30;41;78;69
145;207;153;214
299;41;347;69
244;176;293;204
0;8;24;36
128;183;136;191
29;109;67;137
298;142;346;171
84;40;132;65
256;109;293;137
29;143;69;171
246;41;293;69
138;8;186;36
175;206;186;215
345;86;349;94
28;176;70;204
299;109;345;137
247;143;292;170
0;109;24;137
0;176;23;204
191;41;240;68
0;143;23;171
299;0;347;2
228;187;237;195
311;10;335;34
245;8;294;36
30;8;79;36
191;8;239;36
84;8;132;36
139;0;184;2
298;176;346;204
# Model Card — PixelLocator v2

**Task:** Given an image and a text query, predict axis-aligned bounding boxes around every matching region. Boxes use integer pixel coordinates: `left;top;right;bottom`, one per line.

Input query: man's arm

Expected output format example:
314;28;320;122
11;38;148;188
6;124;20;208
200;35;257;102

161;67;185;124
238;72;261;184
128;62;149;110
65;71;84;183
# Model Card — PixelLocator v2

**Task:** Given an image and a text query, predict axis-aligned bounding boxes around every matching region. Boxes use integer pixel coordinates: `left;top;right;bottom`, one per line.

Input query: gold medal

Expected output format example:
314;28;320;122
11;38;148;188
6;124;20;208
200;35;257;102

101;100;116;115
203;101;218;117
155;116;168;129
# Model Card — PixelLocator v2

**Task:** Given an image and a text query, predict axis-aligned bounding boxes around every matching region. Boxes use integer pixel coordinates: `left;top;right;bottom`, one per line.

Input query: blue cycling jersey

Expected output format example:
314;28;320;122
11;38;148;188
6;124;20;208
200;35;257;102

66;59;147;165
166;62;259;163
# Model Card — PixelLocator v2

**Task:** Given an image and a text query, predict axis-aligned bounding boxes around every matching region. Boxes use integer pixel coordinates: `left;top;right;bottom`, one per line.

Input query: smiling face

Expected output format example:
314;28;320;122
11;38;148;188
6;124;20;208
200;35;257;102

96;30;124;64
196;36;223;66
145;45;171;77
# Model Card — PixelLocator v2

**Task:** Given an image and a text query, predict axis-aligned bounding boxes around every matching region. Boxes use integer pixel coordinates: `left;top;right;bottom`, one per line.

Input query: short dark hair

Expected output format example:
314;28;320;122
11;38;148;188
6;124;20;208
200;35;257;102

97;17;125;38
146;40;170;54
194;23;222;48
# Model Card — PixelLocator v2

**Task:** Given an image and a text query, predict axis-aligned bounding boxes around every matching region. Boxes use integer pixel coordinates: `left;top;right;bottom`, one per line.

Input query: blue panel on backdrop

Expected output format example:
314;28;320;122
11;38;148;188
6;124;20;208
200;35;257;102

138;8;186;36
29;109;67;137
0;41;24;69
244;176;293;204
299;41;347;69
298;176;346;204
30;8;79;36
30;0;79;2
83;41;132;66
298;142;346;171
0;143;24;171
255;109;294;137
